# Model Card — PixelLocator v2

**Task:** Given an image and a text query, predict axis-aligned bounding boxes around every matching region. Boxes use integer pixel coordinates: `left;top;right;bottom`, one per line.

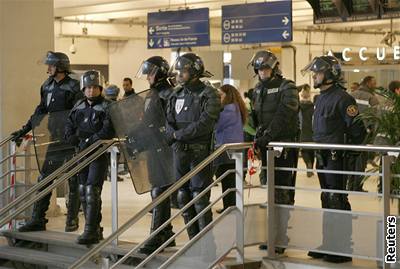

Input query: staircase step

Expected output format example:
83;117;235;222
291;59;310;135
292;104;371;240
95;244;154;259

0;245;101;269
1;230;172;267
0;230;146;257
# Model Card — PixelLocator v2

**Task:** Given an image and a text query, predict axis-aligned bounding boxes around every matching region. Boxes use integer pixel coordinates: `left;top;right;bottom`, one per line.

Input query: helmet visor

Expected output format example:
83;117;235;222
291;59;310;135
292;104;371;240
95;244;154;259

80;71;104;90
135;61;159;80
301;57;331;76
42;51;58;66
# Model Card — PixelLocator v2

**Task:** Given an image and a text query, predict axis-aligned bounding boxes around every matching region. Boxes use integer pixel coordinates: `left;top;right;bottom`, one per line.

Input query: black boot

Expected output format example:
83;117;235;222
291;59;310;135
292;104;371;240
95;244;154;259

139;187;175;255
177;189;199;239
77;185;102;245
18;193;50;232
65;176;80;232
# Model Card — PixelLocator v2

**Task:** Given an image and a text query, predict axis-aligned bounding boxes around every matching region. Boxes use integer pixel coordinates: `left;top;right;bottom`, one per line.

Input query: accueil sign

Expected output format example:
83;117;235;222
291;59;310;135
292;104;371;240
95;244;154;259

328;46;400;62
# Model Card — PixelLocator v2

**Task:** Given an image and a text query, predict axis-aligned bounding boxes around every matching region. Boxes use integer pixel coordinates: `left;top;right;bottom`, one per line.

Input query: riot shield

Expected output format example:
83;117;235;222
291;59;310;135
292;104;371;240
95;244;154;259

31;110;75;175
109;89;174;194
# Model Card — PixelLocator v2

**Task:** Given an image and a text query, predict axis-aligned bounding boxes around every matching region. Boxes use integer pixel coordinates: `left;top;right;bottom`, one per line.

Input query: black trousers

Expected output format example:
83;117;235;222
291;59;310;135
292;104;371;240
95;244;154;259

316;150;353;253
260;148;298;204
214;163;236;210
79;153;108;187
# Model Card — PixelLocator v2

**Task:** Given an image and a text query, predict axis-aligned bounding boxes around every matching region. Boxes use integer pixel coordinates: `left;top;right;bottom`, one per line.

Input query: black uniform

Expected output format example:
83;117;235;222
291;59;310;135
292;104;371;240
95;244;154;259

312;84;366;260
252;76;300;203
166;80;220;239
18;75;83;232
65;96;114;244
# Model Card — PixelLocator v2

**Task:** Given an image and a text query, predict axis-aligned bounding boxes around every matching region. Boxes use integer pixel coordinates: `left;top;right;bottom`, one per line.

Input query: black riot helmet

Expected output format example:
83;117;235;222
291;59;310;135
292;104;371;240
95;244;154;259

249;50;279;75
170;53;213;84
136;56;170;85
44;51;71;73
80;70;104;91
104;84;120;101
301;55;342;88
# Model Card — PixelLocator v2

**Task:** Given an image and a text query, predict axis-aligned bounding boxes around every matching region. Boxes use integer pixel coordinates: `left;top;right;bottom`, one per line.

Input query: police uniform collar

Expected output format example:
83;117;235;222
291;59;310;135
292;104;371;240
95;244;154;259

85;95;104;106
152;79;172;91
259;76;282;88
320;84;336;94
184;79;204;92
53;75;69;85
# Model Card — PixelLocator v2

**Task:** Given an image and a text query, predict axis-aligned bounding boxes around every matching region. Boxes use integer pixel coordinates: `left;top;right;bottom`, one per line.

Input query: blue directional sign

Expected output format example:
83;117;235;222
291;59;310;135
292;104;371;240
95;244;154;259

221;1;292;44
147;8;210;49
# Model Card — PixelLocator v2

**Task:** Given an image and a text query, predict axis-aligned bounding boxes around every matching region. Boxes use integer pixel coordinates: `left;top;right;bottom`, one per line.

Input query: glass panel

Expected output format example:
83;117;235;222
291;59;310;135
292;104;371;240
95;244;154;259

163;208;241;269
272;205;398;260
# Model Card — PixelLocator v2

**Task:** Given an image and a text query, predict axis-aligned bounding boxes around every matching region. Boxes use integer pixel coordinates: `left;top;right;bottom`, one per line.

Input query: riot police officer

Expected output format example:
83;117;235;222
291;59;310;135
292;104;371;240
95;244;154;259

104;84;120;102
134;56;176;254
166;53;220;239
302;56;366;263
65;70;114;245
13;51;83;233
249;50;299;254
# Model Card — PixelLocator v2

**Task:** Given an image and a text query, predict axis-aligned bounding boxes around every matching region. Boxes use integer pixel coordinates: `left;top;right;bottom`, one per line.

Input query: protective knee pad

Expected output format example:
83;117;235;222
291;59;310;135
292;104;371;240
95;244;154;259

192;191;212;231
326;193;349;210
275;189;292;205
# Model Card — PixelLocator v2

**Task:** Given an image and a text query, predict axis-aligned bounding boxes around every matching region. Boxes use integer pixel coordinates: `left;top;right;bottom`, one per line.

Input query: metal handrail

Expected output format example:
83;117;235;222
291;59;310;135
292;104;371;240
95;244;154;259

72;141;400;268
0;153;35;166
269;141;400;152
69;142;253;269
0;139;117;226
114;170;235;268
0;136;13;148
0;139;109;218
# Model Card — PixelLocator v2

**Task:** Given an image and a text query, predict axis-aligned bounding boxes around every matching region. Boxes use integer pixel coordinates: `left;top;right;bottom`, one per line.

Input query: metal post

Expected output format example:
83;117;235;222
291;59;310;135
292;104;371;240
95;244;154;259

381;155;393;269
231;151;244;263
24;141;32;226
110;146;119;246
266;148;276;258
9;142;16;230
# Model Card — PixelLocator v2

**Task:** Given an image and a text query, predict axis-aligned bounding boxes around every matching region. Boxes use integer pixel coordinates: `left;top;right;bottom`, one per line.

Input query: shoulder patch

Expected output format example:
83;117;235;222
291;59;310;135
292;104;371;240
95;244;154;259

346;105;358;117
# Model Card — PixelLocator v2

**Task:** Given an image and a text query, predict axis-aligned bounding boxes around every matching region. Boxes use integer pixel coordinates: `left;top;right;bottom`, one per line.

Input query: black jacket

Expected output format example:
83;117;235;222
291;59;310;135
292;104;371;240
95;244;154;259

166;80;221;145
22;76;82;132
251;76;299;141
313;84;366;144
65;96;115;149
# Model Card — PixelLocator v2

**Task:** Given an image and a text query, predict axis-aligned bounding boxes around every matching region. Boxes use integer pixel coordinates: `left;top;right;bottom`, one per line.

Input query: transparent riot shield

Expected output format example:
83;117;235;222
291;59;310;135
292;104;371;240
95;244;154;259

31;110;75;175
108;90;174;194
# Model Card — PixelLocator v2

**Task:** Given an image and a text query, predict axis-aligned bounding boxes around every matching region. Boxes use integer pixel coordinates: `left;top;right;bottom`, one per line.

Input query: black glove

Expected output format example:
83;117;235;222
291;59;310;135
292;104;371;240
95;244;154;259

255;135;271;150
79;139;90;151
165;125;176;146
255;127;264;139
67;135;80;147
11;128;29;147
166;132;176;146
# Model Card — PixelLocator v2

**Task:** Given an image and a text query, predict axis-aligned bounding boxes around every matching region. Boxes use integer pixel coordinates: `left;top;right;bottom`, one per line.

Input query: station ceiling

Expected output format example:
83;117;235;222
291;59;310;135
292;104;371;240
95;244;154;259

54;0;399;33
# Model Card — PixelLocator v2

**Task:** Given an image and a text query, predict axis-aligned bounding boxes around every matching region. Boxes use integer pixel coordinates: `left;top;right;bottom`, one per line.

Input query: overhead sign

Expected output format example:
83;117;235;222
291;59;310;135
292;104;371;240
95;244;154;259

147;8;210;49
307;0;398;24
381;0;400;19
221;1;292;45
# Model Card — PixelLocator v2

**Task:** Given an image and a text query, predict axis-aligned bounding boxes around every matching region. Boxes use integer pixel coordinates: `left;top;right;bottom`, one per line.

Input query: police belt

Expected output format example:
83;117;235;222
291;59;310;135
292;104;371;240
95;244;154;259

179;143;209;151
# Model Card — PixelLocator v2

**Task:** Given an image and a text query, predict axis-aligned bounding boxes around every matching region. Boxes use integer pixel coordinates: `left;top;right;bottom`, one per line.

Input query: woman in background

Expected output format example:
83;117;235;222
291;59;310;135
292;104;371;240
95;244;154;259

299;84;315;177
214;84;247;213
